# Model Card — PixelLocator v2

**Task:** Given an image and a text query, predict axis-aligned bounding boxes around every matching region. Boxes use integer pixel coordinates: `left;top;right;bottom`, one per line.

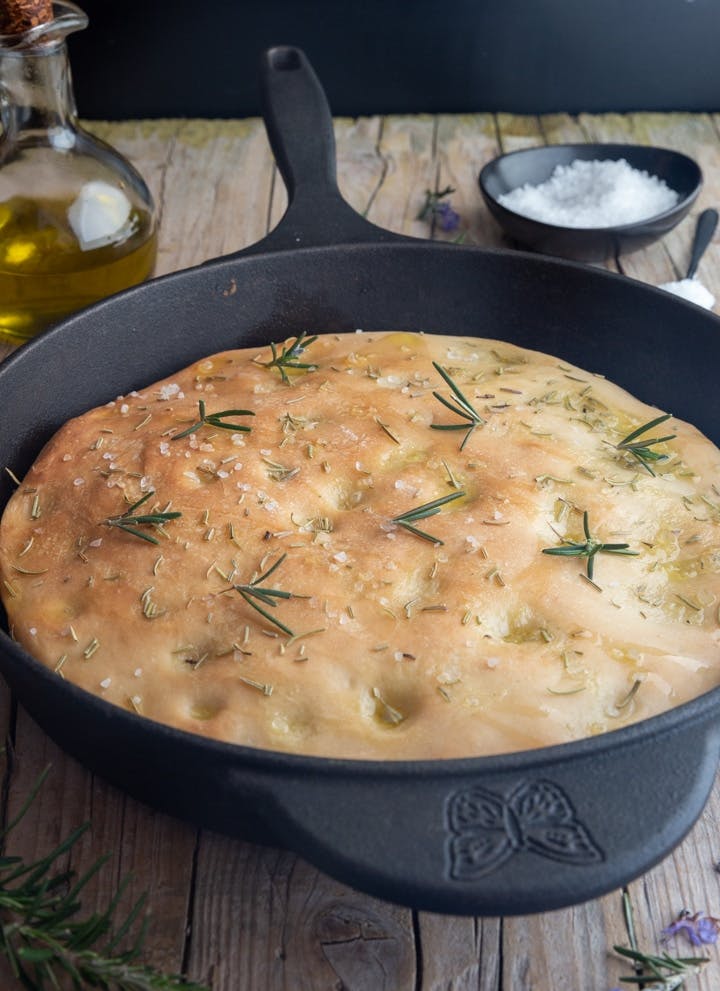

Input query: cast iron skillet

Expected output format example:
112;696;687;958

1;48;720;917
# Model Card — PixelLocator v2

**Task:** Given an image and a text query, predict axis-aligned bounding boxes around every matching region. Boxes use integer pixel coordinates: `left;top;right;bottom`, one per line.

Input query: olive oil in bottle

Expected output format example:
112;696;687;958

0;1;158;344
0;194;157;342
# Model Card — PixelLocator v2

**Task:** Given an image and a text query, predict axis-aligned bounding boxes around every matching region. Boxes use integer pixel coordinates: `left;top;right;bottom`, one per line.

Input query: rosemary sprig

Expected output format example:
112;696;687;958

0;765;208;991
430;362;485;451
171;400;254;440
542;510;638;580
255;332;319;384
614;888;709;988
233;553;296;636
102;492;182;545
392;490;465;545
417;185;454;220
616;413;676;476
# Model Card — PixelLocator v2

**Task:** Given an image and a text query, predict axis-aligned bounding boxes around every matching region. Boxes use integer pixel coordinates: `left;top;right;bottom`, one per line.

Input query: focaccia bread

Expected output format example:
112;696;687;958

1;331;719;759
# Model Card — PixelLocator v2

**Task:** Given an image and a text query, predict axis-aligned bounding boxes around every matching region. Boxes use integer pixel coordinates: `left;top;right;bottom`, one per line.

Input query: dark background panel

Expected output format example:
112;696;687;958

69;0;720;119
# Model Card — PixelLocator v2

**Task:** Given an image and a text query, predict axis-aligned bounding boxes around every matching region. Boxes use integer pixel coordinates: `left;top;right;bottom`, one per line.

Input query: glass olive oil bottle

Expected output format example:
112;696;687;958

0;2;157;344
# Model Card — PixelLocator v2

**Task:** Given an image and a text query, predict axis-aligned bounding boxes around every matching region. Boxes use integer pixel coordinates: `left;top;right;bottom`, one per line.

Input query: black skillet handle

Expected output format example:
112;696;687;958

265;718;720;916
237;46;405;255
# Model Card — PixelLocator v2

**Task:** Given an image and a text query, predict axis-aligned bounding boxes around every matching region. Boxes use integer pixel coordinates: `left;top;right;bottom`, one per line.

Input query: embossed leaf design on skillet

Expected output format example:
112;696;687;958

446;779;604;881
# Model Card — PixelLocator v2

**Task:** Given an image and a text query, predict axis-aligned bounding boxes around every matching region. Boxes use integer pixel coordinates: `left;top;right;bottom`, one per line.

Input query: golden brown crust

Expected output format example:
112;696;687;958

2;331;719;759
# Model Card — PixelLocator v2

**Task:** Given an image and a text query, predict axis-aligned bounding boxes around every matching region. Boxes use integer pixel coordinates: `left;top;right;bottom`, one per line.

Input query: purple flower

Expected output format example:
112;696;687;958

662;910;720;946
434;200;461;232
417;186;462;232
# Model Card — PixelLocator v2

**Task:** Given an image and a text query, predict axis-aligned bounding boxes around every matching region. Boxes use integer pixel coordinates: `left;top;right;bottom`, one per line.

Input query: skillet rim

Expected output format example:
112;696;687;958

1;235;720;774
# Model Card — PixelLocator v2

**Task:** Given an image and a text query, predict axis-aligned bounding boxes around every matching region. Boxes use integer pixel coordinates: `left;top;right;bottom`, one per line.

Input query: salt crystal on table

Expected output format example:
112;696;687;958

657;277;716;309
498;158;679;228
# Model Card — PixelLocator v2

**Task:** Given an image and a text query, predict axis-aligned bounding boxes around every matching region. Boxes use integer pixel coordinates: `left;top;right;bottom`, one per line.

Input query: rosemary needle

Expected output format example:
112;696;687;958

616;412;676;476
430;362;486;451
255;332;319;384
172;399;254;440
392;490;465;545
233;553;297;636
614;888;709;988
542;510;638;580
102;492;182;545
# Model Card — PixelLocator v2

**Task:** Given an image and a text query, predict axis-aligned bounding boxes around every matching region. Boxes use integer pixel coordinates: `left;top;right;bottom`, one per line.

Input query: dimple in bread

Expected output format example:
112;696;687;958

1;331;719;759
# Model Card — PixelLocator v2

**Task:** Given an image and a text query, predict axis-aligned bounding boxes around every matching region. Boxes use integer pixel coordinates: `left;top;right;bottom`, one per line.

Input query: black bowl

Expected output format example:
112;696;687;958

478;143;702;262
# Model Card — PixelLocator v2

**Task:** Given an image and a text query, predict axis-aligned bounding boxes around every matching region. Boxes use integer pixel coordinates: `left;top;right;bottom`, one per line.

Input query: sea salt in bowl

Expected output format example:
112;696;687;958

479;143;701;262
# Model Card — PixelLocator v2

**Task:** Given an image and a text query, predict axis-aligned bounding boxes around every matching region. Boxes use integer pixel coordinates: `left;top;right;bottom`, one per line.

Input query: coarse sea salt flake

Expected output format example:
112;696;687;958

658;277;715;310
499;158;680;228
100;677;112;689
134;668;143;677
333;551;348;563
158;383;181;400
73;478;84;486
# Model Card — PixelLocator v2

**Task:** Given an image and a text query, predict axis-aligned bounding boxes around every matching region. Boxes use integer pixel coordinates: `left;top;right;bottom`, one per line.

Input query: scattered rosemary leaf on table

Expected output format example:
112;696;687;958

0;765;208;991
613;888;710;989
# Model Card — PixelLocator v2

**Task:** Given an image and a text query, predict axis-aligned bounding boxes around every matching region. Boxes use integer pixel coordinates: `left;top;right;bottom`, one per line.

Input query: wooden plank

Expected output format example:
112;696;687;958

366;114;437;237
416;915;500;990
185;838;416;990
142;118;275;271
435;113;501;249
503;899;612;991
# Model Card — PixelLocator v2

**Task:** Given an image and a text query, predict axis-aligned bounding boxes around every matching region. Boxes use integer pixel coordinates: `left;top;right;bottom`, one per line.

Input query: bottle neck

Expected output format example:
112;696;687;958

0;41;78;146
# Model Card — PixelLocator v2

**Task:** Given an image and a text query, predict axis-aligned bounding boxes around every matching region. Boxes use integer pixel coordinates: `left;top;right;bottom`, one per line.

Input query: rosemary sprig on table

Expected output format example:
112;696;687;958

417;185;455;221
254;332;319;384
233;553;296;636
171;400;254;440
0;765;208;991
391;490;465;545
614;888;709;988
430;362;485;451
542;510;638;580
102;492;182;545
616;413;676;476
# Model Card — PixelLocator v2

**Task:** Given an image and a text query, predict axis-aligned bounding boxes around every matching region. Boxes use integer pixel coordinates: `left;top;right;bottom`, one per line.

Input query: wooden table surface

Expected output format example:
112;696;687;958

2;110;720;991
